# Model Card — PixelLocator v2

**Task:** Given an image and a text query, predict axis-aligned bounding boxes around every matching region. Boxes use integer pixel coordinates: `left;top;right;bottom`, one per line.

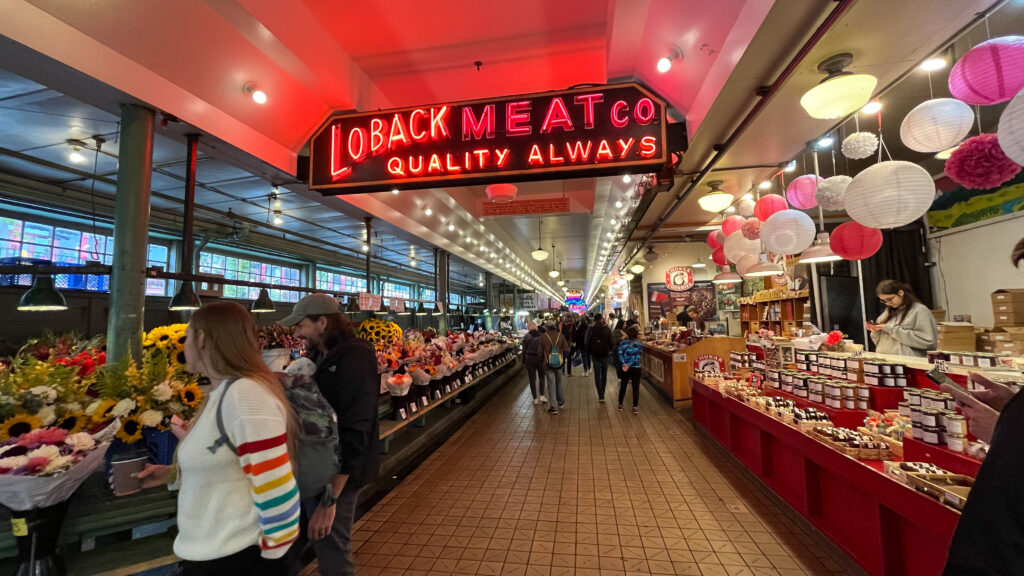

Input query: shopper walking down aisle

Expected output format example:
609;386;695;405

617;326;643;414
559;315;576;376
586;315;613;403
283;294;379;576
539;320;570;414
118;303;300;575
866;280;937;358
575;316;591;376
610;320;628;396
522;322;547;405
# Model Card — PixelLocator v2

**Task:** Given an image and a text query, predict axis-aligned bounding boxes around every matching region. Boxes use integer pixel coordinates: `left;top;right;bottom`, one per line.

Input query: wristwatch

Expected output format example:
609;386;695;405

320;486;337;508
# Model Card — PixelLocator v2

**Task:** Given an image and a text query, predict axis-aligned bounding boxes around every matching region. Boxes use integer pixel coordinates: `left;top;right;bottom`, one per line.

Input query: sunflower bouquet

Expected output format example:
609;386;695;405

0;353;98;443
143;323;189;371
357;318;403;345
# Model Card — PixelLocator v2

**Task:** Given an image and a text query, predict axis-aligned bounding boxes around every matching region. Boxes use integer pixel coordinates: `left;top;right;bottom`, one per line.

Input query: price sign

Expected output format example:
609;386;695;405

358;292;374;310
750;373;763;389
392;298;405;313
935;360;951;373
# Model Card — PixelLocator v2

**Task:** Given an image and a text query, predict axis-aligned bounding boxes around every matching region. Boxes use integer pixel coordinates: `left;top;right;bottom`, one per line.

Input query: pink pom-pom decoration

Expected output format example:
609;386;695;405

944;133;1022;190
754;194;787;222
722;215;745;237
712;247;728;266
831;221;883;260
741;217;761;240
706;230;723;250
785;174;822;210
948;36;1024;106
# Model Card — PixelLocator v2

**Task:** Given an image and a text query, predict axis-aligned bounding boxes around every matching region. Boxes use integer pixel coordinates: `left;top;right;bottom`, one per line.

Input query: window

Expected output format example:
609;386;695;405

382;282;412;300
448;292;462;306
420;288;436;302
0;216;169;295
315;270;367;294
200;251;301;303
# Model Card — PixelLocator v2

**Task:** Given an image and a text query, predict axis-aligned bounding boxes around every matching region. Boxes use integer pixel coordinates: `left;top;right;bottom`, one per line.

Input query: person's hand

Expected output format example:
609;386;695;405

109;464;171;496
968;372;1016;413
864;322;883;333
170;415;190;440
622;364;629;372
942;384;1000;443
308;503;336;541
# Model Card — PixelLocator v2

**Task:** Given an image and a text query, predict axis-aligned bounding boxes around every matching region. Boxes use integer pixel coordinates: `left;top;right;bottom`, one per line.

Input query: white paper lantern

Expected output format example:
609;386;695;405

998;87;1024;165
723;231;761;263
842;132;878;160
761;209;816;255
844;161;935;229
735;253;759;278
738;198;756;218
900;98;975;153
816;176;851;211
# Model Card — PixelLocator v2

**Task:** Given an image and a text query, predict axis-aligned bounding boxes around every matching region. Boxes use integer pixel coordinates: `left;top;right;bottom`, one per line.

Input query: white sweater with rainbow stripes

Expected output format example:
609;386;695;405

174;378;300;561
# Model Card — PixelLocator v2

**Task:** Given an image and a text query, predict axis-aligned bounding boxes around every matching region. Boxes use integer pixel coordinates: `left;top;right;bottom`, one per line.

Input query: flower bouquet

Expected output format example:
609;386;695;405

258;324;299;371
385;373;414;420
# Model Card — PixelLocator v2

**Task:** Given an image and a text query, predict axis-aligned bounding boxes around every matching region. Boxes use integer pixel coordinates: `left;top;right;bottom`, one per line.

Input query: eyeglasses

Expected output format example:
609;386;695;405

879;295;899;305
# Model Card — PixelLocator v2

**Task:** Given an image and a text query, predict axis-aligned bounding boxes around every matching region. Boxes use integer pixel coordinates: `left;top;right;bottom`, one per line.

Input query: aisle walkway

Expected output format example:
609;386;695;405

346;367;858;576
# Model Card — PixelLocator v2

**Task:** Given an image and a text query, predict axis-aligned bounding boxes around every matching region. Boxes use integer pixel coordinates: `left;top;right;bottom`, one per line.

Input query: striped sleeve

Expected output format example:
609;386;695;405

225;383;301;559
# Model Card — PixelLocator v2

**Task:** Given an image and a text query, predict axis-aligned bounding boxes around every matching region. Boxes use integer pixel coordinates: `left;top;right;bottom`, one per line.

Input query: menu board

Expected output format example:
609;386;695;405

647;281;716;322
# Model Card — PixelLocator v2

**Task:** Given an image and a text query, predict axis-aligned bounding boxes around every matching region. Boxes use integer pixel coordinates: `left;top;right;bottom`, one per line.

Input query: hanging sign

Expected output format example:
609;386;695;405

358;292;374;310
391;298;405;313
517;292;538;311
308;83;669;194
665;266;695;292
565;290;586;313
480;197;570;218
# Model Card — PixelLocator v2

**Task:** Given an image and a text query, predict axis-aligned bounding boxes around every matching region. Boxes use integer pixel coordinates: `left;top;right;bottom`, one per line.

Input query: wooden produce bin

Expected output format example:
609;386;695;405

642;336;745;407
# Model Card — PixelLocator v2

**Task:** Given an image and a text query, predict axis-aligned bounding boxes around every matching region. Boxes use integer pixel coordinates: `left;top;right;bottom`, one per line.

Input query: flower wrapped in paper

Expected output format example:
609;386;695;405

0;426;111;511
385;373;413;397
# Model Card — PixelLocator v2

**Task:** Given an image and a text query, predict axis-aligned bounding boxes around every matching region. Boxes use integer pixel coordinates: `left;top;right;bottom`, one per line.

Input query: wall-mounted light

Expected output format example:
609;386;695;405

243;82;267;104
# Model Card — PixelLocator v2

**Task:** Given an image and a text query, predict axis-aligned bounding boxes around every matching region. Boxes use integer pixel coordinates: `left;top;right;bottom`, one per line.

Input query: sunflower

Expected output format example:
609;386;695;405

91;399;118;424
0;414;43;441
168;345;187;370
116;415;144;444
56;412;88;435
179;384;203;407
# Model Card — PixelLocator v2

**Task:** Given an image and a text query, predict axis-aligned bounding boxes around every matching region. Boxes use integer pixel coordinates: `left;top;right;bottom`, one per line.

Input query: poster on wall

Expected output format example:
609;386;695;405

742;277;765;297
647;281;715;322
715;281;740;312
927;171;1024;231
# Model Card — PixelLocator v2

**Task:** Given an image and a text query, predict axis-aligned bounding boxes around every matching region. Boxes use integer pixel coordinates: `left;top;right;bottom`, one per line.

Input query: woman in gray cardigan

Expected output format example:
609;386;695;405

866;280;937;358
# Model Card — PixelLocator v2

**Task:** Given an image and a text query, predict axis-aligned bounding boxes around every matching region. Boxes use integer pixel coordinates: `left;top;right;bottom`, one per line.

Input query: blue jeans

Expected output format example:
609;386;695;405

592;356;609;398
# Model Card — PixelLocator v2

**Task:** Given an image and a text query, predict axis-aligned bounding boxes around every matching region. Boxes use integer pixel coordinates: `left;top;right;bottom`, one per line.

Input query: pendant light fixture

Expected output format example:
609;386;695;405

431;302;444;316
745;253;785;277
169;281;201;311
250;288;276;313
800;53;878;119
629;263;645;274
531;219;549;261
548;244;559;278
711;265;742;284
698;180;733;213
17;274;68;311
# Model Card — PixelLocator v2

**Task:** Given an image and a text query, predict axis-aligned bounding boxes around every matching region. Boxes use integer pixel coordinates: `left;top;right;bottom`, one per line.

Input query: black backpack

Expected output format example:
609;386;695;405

589;326;611;357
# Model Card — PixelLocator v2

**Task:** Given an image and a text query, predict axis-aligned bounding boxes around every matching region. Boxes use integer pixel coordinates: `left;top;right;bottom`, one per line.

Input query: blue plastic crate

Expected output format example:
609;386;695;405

0;257;48;286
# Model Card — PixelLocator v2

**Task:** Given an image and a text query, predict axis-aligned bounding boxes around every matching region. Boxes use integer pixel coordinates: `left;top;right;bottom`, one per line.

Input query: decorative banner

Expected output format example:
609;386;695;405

664;266;695;292
647;281;716;322
308;83;669;194
693;353;724;373
481;197;570;218
517;292;538;311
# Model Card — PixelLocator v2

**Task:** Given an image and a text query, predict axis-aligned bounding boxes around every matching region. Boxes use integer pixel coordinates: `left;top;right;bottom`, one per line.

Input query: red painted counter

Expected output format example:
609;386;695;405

691;378;961;576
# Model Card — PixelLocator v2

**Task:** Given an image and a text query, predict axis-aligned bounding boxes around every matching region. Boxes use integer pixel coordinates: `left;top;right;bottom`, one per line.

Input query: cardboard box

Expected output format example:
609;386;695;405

978;329;1024;342
992;341;1024;356
994;311;1024;326
992;289;1024;305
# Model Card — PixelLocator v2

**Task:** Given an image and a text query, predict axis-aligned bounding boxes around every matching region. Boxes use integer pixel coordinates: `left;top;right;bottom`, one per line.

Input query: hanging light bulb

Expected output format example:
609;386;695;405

800;53;877;119
615;200;623;209
698;180;733;212
759;180;772;190
273;210;283;225
243;82;267;104
531;219;548;261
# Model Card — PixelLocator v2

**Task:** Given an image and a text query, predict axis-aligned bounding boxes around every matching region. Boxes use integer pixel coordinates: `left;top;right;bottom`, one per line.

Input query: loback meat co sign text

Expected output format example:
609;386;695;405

308;83;667;194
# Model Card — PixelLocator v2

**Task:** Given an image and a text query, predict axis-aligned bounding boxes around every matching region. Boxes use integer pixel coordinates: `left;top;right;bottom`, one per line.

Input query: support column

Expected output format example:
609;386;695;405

436;248;449;332
107;104;155;363
485;272;495;330
364;217;372;288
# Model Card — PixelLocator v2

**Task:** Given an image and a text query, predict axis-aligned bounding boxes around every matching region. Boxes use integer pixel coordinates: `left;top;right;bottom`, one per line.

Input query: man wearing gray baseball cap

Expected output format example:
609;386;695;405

280;293;377;576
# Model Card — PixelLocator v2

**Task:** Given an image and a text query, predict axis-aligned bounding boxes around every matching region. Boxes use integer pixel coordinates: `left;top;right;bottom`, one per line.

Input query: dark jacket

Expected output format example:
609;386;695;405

574;322;589;348
311;336;379;492
559;322;575;349
522;329;543;365
586;323;613;358
538;330;570;369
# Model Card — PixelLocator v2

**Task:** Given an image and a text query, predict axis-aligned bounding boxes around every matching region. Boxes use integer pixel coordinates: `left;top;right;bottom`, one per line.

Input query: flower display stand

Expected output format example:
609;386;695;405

8;501;69;576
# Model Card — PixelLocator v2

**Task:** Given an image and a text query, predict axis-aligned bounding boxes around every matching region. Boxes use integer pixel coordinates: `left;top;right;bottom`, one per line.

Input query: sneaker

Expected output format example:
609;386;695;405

633;407;639;415
558;402;565;408
598;398;605;404
548;408;559;415
618;404;623;411
533;398;540;405
539;395;548;404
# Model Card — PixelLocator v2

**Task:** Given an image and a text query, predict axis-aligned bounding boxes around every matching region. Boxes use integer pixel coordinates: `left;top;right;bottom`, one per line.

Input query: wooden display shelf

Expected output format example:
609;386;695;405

740;295;809;338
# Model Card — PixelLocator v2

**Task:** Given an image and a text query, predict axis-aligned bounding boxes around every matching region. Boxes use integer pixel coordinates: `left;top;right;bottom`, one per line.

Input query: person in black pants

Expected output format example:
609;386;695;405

586;315;613;402
522;322;547;404
559;316;575;376
616;326;643;414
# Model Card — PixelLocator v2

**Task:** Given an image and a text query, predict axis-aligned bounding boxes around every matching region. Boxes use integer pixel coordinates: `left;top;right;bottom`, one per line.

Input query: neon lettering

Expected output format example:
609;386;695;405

464;151;472;170
473;149;490;167
639;136;658;157
386;156;405;176
506;101;532;136
388;113;409;149
409;109;429;142
330;124;351;180
409;156;425;175
528;144;544;166
495;148;511;167
347;127;368;162
540;97;574;134
565;140;592;162
548;143;565;164
596;139;614;161
574;93;603;129
634;98;656;125
370;118;386;153
462;105;495;141
610;101;630;128
616;138;635;158
430;106;450;140
427;153;443;173
445;153;461;172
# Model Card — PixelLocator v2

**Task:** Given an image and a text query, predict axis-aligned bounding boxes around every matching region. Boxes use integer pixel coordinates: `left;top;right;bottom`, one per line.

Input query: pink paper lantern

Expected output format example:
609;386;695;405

949;36;1024;106
831;221;883;260
785;174;822;210
741;217;761;240
706;230;723;250
945;133;1022;189
754;194;788;222
712;247;727;266
722;215;745;237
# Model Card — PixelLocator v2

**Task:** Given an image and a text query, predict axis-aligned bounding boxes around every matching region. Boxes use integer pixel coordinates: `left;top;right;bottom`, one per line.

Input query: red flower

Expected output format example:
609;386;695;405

826;330;844;346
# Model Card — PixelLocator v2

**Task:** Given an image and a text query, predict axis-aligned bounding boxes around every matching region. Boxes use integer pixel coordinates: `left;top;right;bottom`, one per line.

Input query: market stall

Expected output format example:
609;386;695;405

641;335;745;407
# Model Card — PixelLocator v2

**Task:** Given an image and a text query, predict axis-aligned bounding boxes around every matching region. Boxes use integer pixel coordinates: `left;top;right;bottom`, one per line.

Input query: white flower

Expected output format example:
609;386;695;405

64;433;96;452
36;406;57;426
139;410;163;428
152;383;173;402
43;455;75;475
27;444;60;460
0;456;28;470
63;403;82;413
111;398;136;418
85;400;102;416
29;386;57;403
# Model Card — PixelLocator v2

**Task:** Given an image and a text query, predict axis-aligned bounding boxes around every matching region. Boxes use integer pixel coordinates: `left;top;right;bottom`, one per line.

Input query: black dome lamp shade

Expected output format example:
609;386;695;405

17;275;68;311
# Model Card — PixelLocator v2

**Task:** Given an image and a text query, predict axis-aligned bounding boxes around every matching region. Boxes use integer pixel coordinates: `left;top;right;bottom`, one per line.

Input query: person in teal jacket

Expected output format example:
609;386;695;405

616;325;643;414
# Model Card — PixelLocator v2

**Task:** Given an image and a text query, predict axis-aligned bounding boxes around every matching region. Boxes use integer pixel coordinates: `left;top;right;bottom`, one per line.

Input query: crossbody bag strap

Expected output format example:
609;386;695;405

207;378;240;454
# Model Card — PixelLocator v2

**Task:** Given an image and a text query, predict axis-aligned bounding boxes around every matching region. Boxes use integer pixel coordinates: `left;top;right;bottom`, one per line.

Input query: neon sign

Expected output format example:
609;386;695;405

565;290;586;313
308;83;669;194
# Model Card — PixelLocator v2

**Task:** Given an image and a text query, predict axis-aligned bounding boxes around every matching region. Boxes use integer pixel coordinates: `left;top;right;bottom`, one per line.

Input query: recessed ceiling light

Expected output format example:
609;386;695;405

759;180;771;190
817;136;834;148
861;101;882;115
392;188;399;195
243;82;267;104
425;208;432;216
448;224;455;231
920;57;947;72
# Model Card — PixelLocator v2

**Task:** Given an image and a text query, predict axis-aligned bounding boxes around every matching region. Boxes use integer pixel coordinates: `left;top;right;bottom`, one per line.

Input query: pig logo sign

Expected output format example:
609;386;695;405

665;266;694;292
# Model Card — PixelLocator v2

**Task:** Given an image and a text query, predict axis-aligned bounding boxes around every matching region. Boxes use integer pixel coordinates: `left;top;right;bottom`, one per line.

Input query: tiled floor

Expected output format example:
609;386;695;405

344;367;860;576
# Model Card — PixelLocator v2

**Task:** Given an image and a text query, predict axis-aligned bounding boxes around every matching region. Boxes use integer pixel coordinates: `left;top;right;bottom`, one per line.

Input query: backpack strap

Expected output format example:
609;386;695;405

207;378;240;454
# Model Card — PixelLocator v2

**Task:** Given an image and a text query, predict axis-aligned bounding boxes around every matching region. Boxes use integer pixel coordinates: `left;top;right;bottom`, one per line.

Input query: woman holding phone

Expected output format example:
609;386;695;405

113;303;301;575
865;280;937;358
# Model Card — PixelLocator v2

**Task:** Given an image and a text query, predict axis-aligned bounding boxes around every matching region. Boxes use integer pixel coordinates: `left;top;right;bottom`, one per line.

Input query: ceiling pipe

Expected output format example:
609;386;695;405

620;0;855;271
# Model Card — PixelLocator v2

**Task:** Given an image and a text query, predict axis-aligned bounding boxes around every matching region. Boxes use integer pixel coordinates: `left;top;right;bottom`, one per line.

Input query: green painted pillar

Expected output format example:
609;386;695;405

106;104;155;363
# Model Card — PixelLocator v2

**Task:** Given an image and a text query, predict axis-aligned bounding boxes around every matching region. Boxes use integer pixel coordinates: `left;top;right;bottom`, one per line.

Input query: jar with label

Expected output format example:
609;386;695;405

882;375;896;387
842;384;857;399
947;433;967;454
921;409;939;427
910;424;921;440
857;385;871;399
809;391;824;404
922;425;941;445
864;361;881;374
796;387;809;399
782;372;793;385
880;363;893;375
905;389;922;406
825;394;841;409
898;401;911;418
843;397;857;410
864;374;881;386
946;414;967;436
961;353;977;367
895;375;908;388
857;398;869;410
910;406;923;425
976;354;997;368
950;352;962;365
